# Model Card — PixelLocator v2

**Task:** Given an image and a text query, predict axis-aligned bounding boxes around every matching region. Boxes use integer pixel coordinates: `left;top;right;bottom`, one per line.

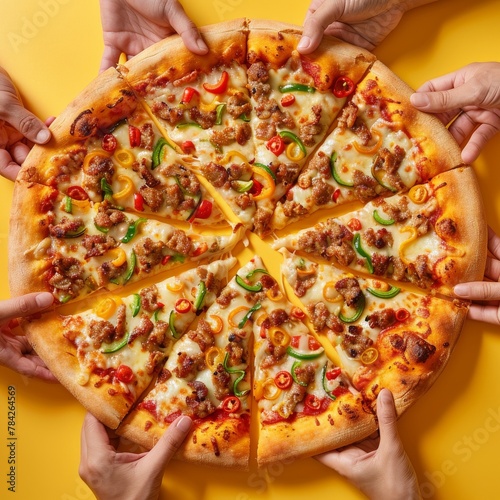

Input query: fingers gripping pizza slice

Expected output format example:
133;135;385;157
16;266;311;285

280;250;468;415
9;181;243;303
273;167;487;295
22;258;237;429
271;60;465;231
118;257;276;468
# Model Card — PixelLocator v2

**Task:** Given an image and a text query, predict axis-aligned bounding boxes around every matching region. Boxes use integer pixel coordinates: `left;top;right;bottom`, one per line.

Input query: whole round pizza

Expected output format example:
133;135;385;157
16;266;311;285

9;19;487;468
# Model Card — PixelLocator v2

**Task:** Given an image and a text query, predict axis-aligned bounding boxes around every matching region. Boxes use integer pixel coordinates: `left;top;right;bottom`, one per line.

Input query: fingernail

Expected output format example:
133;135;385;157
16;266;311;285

410;93;430;108
36;293;54;308
197;39;208;52
36;129;51;143
176;416;192;432
297;36;311;51
453;284;467;297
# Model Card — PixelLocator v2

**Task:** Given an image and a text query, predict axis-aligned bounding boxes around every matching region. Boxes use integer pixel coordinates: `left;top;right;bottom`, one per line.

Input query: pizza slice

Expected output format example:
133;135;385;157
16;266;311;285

272;60;465;230
273;167;487;295
18;66;225;225
22;258;236;429
244;20;376;236
9;181;244;303
117;257;272;468
118;21;261;227
280;250;468;415
252;264;373;465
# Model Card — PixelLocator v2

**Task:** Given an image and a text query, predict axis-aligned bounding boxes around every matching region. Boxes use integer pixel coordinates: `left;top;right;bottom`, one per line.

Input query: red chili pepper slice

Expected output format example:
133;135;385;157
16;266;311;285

274;371;293;390
291;307;305;319
115;365;134;384
395;308;410;322
161;255;172;266
222;396;241;413
250;179;263;197
332;386;349;397
175;298;192;314
326;367;341;381
291;335;301;348
332;188;341;203
203;71;229;94
67;185;90;201
134;192;144;212
332;76;355;98
181;140;196;154
102;134;117;153
280;94;295;107
181;87;199;104
129;125;142;148
266;135;286;157
190;199;212;220
304;394;321;410
348;218;362;231
308;336;321;351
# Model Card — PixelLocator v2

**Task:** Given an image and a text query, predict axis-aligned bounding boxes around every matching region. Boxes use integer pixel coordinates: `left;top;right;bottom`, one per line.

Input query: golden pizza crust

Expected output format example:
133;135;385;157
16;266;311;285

24;313;133;429
257;392;375;466
118;407;250;469
9;181;56;297
430;166;487;291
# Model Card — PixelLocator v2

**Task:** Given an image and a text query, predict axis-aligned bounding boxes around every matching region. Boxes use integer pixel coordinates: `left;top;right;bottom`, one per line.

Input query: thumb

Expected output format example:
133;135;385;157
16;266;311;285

145;415;192;471
410;83;476;114
0;293;54;323
376;389;401;452
5;103;51;144
298;1;343;54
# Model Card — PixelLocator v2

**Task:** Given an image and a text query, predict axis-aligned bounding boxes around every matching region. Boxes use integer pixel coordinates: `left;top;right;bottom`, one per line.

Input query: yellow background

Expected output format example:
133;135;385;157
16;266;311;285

1;0;500;498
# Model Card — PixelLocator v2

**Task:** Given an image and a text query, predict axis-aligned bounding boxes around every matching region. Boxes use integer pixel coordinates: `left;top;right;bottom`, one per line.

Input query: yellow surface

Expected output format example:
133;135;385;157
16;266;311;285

1;0;500;499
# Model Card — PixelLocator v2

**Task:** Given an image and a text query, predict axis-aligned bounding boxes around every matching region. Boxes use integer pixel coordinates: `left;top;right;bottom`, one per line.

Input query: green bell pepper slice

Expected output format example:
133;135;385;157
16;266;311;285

279;130;307;156
338;292;366;323
121;218;147;244
353;233;374;274
279;83;316;94
373;210;395;226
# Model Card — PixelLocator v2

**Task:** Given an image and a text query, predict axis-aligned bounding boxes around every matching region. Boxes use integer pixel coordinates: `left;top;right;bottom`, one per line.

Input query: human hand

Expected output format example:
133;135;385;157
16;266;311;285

298;0;437;54
410;62;500;164
0;68;51;181
454;226;500;325
315;389;421;500
0;292;56;381
99;0;208;72
79;412;192;500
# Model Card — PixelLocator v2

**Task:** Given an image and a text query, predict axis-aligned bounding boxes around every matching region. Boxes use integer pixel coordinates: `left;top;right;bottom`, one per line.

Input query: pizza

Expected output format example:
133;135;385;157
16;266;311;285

9;19;487;469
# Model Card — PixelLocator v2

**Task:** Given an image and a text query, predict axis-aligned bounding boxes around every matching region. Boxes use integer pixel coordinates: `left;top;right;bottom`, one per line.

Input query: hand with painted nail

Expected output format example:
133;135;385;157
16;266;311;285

454;226;500;325
80;412;192;500
315;389;421;500
0;67;51;181
410;62;500;164
99;0;208;72
0;292;56;381
298;0;437;54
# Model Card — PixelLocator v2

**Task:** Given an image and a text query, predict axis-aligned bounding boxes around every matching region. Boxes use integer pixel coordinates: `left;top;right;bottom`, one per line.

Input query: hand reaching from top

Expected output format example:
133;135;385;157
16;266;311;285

99;0;208;72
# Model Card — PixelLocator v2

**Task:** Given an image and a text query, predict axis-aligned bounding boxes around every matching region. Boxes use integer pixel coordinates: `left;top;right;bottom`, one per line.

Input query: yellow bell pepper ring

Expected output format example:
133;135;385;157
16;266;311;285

113;175;134;200
114;148;135;168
